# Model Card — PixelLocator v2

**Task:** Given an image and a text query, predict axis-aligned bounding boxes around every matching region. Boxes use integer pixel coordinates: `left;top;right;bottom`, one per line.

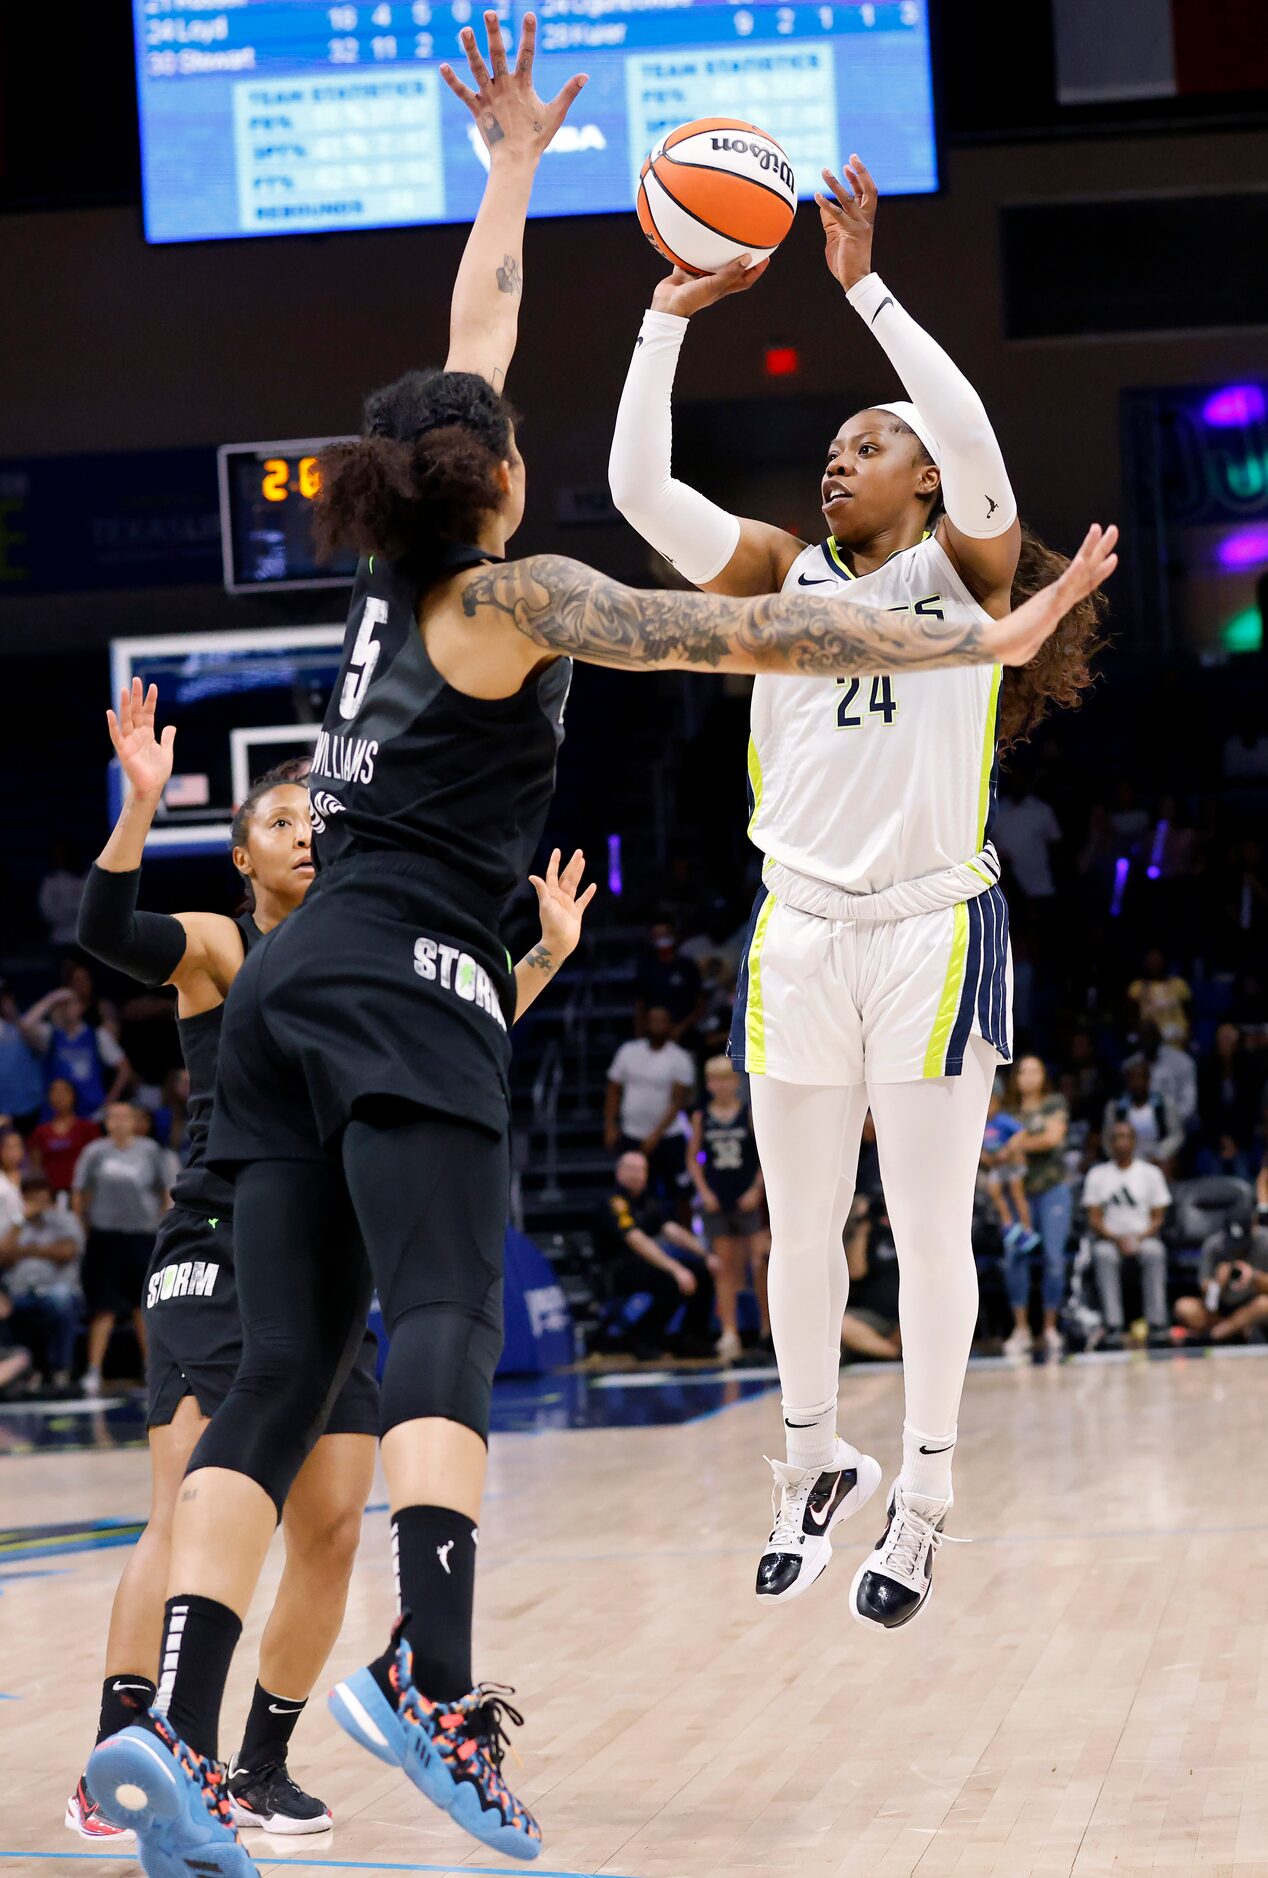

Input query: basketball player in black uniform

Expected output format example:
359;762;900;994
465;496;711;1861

72;692;376;1840
688;1055;766;1362
75;679;593;1852
84;15;1117;1873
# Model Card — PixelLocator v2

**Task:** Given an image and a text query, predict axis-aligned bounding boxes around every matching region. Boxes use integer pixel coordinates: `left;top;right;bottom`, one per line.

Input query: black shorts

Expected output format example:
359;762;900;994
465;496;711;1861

701;1204;765;1244
208;855;514;1170
83;1229;153;1317
145;1203;381;1434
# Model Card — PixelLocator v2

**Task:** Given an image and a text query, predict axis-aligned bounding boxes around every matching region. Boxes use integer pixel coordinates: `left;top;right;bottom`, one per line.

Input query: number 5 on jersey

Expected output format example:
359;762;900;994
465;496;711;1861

339;597;388;721
836;675;899;730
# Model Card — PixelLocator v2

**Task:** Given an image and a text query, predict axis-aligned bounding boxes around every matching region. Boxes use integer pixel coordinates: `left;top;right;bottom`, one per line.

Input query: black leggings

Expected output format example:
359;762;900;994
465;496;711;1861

189;1107;507;1515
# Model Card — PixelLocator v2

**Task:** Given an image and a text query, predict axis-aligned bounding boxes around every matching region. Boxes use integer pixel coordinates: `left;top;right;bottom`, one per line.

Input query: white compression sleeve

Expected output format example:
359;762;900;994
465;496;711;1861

608;310;741;586
846;272;1017;541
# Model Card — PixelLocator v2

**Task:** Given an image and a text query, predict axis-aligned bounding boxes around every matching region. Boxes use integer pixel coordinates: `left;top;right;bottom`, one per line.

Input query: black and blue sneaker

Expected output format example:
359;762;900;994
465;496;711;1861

329;1630;541;1861
85;1711;256;1878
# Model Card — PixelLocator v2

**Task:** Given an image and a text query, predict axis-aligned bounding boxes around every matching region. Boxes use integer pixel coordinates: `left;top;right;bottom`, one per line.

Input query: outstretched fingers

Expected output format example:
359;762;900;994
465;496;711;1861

438;61;480;110
515;9;536;82
483;10;509;79
546;69;588;126
457;23;492;91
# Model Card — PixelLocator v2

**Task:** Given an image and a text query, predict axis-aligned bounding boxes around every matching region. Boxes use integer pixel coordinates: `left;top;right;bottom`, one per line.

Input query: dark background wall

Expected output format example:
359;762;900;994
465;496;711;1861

3;121;1266;652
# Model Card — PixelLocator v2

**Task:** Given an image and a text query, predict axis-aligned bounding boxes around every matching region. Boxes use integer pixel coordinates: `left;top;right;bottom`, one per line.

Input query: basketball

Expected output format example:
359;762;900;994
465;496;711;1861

637;117;797;277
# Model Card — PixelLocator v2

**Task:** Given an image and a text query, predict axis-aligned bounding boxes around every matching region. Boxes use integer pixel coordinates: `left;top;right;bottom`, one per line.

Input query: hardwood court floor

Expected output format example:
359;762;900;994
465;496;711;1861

4;1351;1268;1877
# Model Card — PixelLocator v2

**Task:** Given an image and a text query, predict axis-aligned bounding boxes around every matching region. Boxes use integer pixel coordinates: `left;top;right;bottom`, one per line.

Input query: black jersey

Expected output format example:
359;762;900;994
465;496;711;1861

172;911;263;1215
308;548;571;910
698;1100;760;1207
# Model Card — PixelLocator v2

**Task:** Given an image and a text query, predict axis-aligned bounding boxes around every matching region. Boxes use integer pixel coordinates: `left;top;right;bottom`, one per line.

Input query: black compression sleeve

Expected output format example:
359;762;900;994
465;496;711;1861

77;864;189;986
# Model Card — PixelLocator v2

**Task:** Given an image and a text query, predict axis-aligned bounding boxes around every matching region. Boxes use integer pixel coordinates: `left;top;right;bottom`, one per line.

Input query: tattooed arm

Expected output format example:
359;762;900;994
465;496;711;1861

440;14;586;392
464;526;1117;677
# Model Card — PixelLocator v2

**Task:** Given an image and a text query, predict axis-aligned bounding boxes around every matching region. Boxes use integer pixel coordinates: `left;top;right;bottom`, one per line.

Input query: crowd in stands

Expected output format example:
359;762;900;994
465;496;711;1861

591;749;1268;1363
0;961;187;1398
5;750;1268;1384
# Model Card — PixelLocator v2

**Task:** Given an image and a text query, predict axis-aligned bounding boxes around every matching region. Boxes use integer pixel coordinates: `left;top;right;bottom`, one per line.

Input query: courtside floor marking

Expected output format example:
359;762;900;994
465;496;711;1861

2;1857;635;1876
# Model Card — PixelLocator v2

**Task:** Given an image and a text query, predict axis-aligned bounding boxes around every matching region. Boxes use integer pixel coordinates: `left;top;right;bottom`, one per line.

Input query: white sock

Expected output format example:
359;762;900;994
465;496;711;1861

899;1423;956;1505
782;1395;840;1472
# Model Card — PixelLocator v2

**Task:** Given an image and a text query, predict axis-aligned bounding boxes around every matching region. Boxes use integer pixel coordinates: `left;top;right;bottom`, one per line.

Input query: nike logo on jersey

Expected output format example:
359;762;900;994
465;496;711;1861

146;1261;220;1309
436;1540;454;1575
413;935;508;1032
871;296;894;324
798;574;835;586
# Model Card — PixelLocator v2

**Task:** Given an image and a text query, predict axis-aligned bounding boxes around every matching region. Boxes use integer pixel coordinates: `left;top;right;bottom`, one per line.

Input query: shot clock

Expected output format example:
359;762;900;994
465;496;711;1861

217;436;358;593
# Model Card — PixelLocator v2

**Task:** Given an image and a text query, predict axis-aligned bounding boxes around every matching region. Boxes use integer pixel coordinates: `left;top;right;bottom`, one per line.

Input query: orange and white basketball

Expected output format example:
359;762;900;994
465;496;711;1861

637;118;797;277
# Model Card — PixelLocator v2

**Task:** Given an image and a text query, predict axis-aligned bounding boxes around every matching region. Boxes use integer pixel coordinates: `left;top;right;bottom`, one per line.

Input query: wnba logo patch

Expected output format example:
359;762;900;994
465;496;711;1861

413;936;508;1032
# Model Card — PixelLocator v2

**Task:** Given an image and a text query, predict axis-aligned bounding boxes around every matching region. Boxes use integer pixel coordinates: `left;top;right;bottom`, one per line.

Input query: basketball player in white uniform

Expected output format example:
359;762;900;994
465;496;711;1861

609;155;1106;1628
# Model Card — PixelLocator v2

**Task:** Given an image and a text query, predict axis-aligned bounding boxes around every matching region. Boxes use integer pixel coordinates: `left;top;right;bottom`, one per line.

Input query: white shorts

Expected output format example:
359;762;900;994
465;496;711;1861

728;882;1012;1086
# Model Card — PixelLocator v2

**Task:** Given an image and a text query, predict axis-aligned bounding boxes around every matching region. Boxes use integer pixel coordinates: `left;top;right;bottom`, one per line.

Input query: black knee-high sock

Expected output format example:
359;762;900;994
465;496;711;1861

153;1594;242;1762
96;1674;157;1745
369;1506;477;1705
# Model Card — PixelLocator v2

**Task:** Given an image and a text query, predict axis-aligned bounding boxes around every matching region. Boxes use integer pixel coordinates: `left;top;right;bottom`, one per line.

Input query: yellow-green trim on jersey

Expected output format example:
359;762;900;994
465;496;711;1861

746;735;764;835
744;891;778;1075
826;537;856;579
976;665;1003;846
922;900;970;1078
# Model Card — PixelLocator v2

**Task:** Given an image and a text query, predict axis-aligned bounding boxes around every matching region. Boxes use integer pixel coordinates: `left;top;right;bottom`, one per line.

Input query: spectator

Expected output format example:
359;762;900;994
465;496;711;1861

1198;1022;1260;1148
840;1196;901;1362
1;1175;83;1390
688;1056;765;1363
72;1100;169;1396
0;1129;26;1239
605;1006;695;1200
634;922;705;1043
1175;1217;1268;1345
1003;1055;1073;1358
1127;952;1191;1047
1228;838;1268;958
1122;1019;1196;1129
978;1082;1041;1269
0;985;45;1134
1077;804;1118;909
1109;781;1150;852
62;961;118;1036
1222;724;1268;782
593;1149;718;1360
0;1289;33;1399
21;988;131;1117
37;839;86;948
1102;1059;1183;1175
1066;1029;1104;1126
1083;1120;1171;1349
993;782;1061;902
1193;1133;1256;1182
27;1078;101;1196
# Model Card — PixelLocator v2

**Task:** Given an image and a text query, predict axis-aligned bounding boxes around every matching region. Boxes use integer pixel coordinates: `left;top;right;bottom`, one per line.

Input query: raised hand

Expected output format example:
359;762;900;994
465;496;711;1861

440;11;587;161
529;847;597;959
983;524;1119;668
106;678;176;803
815;153;878;293
650;255;770;319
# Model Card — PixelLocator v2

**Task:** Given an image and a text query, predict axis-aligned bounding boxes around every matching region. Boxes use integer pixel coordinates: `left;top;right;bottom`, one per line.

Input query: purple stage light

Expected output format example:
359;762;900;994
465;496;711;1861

1110;857;1130;918
1218;527;1268;571
1202;384;1266;428
607;833;623;897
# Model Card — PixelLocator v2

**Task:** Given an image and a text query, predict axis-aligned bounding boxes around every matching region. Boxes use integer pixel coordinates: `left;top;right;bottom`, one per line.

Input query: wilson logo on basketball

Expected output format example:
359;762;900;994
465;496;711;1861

637;116;797;278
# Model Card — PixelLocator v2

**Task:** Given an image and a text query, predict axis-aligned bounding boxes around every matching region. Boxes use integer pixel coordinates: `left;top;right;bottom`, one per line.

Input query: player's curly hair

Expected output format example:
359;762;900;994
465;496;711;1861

997;526;1108;752
891;417;1108;753
312;369;518;566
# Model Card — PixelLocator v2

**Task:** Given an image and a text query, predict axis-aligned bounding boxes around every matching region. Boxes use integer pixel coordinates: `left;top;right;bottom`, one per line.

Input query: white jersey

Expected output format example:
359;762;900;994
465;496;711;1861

748;532;1001;895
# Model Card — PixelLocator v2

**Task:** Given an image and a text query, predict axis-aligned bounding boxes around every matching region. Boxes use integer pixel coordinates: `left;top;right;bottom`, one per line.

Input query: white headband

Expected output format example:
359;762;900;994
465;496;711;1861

873;399;942;468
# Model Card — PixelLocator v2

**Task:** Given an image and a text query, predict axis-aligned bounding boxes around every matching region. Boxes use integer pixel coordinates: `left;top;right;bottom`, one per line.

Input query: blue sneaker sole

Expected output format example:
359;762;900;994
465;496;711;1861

85;1729;255;1878
329;1668;541;1861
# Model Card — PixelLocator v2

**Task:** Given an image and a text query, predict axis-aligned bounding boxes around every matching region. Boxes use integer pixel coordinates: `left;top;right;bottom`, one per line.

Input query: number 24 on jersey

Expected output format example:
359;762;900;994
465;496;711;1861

836;675;899;730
